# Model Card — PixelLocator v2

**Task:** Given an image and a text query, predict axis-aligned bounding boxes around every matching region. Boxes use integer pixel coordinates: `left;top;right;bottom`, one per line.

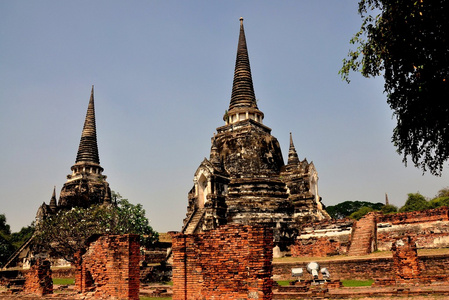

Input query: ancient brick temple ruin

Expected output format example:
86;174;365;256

36;86;112;222
182;18;330;246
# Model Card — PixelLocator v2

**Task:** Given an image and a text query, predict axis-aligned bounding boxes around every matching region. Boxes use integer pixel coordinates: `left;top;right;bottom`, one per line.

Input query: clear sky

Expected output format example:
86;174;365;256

1;1;448;233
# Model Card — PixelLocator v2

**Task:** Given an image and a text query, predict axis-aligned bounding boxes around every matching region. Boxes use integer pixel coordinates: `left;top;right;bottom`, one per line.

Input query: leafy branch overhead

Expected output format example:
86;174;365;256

340;0;449;175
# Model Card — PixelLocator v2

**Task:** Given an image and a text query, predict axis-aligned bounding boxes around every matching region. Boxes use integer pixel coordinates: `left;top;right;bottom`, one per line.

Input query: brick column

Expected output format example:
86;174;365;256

392;237;421;281
23;259;53;296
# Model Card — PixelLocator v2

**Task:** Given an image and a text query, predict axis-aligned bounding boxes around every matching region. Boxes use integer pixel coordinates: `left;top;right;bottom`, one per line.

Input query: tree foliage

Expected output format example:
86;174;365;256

381;204;398;214
349;206;374;220
428;187;449;209
399;193;429;212
34;194;158;263
340;0;449;175
0;214;15;267
326;201;384;219
0;214;11;236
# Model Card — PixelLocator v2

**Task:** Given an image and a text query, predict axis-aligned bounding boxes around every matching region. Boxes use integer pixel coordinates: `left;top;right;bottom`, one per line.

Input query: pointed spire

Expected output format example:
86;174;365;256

210;134;221;166
385;193;390;206
229;17;258;111
49;186;57;210
288;133;300;165
76;86;100;164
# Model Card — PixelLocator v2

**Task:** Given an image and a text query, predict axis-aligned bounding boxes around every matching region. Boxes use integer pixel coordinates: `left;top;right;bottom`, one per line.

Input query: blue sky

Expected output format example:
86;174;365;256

1;1;448;233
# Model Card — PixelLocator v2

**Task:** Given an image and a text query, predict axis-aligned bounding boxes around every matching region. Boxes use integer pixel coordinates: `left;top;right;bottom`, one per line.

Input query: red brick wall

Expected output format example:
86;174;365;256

172;224;273;300
293;208;449;257
75;234;140;300
291;237;346;257
378;207;449;224
273;254;449;281
377;207;449;250
23;259;53;296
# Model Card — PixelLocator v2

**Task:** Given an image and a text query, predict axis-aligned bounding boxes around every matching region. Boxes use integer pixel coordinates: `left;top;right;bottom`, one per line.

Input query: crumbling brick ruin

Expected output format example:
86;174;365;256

392;237;421;281
23;259;53;296
75;234;140;300
183;18;329;249
172;224;273;300
292;207;449;257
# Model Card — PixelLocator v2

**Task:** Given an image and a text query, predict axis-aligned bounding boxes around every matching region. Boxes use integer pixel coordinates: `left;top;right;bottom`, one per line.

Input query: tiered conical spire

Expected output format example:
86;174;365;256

49;186;57;210
229;17;258;111
76;86;100;164
287;133;300;165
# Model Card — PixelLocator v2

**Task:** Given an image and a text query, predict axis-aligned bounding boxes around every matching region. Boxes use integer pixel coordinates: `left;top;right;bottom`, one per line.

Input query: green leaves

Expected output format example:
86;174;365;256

341;0;449;175
34;194;158;262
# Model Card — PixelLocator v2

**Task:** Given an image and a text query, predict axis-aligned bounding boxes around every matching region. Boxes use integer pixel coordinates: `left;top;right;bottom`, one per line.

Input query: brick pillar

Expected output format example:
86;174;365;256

391;237;421;281
75;234;140;299
172;224;273;300
23;259;53;296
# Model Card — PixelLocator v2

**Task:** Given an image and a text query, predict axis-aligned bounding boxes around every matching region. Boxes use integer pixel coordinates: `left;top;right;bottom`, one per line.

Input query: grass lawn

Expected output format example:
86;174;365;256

53;277;75;285
341;279;374;287
276;280;291;286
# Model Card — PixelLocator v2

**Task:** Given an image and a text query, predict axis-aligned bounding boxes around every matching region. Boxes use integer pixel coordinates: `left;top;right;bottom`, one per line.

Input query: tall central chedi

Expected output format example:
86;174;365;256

183;18;330;247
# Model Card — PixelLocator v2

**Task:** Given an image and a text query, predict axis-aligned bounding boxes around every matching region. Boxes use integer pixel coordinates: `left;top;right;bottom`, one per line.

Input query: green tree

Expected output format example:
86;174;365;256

349;206;374;220
326;201;384;219
428;187;449;209
340;0;449;175
436;187;449;198
0;214;11;236
35;194;158;263
399;193;429;212
381;204;398;214
9;225;34;249
0;214;15;268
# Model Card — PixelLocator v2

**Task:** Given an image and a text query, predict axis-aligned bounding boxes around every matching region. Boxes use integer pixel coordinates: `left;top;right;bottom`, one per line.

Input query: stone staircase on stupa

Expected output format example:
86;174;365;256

183;208;205;234
347;213;378;256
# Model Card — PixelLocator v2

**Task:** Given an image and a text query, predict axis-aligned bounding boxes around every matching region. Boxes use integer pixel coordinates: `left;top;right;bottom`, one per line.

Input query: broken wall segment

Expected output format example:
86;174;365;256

377;207;449;251
392;237;421;281
293;208;449;257
23;259;53;296
172;224;274;300
75;234;140;300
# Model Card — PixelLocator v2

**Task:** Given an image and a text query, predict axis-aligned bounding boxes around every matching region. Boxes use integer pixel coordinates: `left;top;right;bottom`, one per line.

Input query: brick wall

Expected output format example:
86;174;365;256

377;207;449;225
291;236;346;257
75;234;140;300
273;254;449;281
23;259;53;296
292;219;353;257
172;224;273;300
293;208;449;256
377;208;449;251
